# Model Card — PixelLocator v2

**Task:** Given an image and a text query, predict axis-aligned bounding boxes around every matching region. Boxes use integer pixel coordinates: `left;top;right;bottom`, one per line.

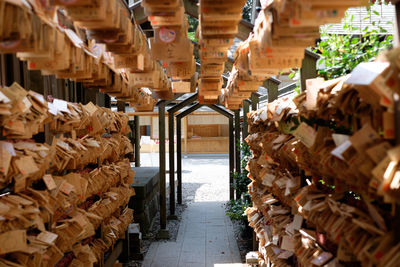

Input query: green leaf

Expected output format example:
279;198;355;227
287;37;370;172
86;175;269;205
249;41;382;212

373;10;380;16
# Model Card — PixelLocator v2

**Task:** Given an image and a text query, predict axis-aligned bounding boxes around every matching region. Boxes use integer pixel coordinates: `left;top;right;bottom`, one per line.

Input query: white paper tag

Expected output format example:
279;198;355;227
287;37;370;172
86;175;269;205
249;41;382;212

331;140;352;160
53;99;70;114
293;123;317;148
292;214;303;230
262;173;275;187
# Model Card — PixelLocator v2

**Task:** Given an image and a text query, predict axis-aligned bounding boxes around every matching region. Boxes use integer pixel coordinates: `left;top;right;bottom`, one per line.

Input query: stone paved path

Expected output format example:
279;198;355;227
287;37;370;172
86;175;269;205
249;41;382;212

141;154;245;267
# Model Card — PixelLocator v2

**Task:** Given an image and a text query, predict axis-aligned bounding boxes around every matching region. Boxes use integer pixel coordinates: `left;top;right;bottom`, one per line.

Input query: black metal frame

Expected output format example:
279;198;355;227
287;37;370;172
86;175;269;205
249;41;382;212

175;104;235;201
167;93;198;215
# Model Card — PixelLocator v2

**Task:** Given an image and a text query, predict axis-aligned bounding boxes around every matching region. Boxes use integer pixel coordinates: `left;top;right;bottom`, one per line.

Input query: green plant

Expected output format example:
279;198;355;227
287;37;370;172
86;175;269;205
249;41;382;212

315;4;393;79
187;15;198;32
227;141;252;221
226;196;251;223
242;0;253;21
188;32;198;43
288;68;301;95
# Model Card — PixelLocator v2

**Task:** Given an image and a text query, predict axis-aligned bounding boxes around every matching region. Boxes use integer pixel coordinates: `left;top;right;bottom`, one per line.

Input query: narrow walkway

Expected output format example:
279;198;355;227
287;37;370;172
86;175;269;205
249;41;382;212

142;154;244;267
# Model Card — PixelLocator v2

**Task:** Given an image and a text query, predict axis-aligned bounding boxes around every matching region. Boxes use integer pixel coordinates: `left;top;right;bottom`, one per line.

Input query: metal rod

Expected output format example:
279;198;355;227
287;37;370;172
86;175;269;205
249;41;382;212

229;117;235;200
134;115;141;167
168;112;175;215
177;118;182;204
159;100;167;229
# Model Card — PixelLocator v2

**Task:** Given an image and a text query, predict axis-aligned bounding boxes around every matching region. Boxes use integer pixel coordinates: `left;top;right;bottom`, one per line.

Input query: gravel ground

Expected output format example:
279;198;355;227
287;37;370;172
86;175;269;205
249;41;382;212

127;153;250;266
231;220;254;262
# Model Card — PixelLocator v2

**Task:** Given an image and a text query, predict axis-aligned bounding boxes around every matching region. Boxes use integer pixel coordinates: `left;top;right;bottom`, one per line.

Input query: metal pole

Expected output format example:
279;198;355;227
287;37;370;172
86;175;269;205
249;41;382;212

242;100;250;142
228;117;234;200
168;112;176;217
158;101;167;232
234;109;241;199
134;115;141;167
177;118;182;205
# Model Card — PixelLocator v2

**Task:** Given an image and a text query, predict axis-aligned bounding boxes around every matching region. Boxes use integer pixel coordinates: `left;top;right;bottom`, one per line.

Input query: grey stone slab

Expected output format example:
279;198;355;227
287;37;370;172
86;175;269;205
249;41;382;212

178;251;206;266
143;242;159;266
150;257;179;267
181;240;206;253
154;242;182;258
206;254;234;266
131;167;160;198
141;154;244;267
178;262;205;267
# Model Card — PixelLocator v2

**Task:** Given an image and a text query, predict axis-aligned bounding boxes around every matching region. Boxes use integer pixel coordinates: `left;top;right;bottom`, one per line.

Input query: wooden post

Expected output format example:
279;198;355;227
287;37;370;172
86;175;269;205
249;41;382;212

184;116;188;154
229;116;234;200
251;92;259;111
177;117;182;204
157;100;169;238
300;49;320;92
242;100;250;142
168;111;176;217
12;54;21;85
0;55;6;86
234;109;241;199
117;101;125;112
265;77;281;103
134;115;141;167
104;94;111;108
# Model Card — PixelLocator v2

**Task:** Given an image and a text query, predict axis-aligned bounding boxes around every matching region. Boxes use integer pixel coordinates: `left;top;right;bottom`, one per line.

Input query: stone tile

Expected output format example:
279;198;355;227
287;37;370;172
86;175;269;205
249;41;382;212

181;240;206;254
178;262;205;267
155;242;182;258
141;154;243;267
206;254;234;267
179;251;206;265
150;257;179;267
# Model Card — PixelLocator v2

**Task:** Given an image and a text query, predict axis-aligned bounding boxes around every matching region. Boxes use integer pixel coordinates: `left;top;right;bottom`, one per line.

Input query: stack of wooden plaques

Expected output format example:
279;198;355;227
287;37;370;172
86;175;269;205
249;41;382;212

221;0;368;108
0;83;135;266
143;0;197;94
244;47;400;266
221;38;263;109
198;0;246;104
0;0;171;110
251;0;368;74
60;0;173;102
